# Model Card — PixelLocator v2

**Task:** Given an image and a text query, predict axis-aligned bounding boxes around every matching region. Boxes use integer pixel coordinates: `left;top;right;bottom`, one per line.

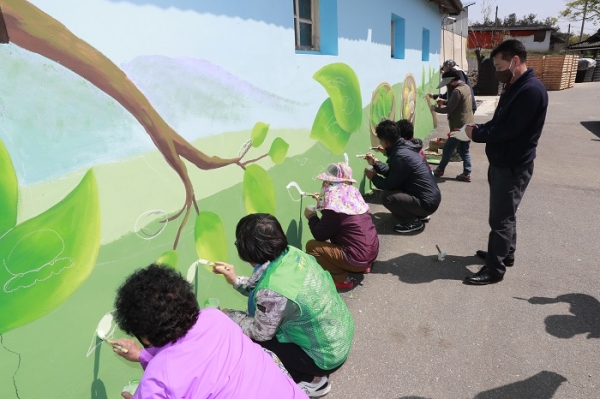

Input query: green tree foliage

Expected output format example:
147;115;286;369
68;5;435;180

560;0;600;25
474;13;559;30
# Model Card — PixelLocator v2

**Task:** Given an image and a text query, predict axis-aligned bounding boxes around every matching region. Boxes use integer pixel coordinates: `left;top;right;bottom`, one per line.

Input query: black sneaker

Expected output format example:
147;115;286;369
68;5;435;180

394;220;424;234
419;215;431;222
476;250;515;266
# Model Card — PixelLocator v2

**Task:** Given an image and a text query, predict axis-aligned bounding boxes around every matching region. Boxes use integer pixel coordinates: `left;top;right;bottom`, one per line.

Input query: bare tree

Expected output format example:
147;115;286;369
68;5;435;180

481;0;498;25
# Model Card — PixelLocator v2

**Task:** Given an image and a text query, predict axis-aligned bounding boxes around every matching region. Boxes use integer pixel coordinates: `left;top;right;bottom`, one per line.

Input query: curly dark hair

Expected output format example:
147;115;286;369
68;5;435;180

114;264;199;347
396;119;414;140
375;119;399;143
235;213;288;265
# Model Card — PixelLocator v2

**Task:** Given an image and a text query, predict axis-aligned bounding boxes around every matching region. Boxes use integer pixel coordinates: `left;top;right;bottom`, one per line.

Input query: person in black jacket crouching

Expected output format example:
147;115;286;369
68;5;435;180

364;119;441;234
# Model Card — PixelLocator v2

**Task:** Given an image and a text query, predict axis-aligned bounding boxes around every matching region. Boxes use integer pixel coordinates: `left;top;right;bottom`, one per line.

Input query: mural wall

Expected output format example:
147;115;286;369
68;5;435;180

0;0;441;397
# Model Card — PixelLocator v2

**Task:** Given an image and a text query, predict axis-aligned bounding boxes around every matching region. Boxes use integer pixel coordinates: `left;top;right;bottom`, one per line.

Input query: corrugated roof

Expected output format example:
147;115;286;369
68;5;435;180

469;26;556;32
567;29;600;51
428;0;464;15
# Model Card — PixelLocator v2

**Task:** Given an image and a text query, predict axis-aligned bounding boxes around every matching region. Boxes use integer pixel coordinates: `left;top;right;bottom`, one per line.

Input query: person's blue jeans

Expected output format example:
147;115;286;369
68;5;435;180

437;137;472;175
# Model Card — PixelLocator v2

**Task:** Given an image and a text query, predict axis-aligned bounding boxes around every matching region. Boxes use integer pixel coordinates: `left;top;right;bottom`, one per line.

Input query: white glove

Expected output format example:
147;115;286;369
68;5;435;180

449;126;470;142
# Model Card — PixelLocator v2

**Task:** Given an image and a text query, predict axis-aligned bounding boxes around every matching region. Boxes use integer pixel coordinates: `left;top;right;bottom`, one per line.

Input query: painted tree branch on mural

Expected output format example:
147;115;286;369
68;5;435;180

0;0;279;249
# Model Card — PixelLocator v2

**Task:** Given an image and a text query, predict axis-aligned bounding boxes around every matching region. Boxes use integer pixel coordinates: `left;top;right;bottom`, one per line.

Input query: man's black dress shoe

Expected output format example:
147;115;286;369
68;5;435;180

476;250;514;266
463;268;503;285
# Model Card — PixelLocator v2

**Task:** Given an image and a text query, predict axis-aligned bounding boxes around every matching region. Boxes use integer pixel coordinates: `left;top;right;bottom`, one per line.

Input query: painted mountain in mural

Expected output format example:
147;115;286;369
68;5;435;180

122;55;304;133
0;48;301;185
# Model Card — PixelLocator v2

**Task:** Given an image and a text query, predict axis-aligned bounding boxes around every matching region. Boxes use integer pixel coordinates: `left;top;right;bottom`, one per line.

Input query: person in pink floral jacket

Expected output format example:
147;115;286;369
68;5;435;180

304;163;379;290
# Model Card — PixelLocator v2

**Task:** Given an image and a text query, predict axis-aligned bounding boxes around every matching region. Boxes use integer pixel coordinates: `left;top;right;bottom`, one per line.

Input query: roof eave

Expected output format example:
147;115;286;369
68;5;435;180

429;0;464;16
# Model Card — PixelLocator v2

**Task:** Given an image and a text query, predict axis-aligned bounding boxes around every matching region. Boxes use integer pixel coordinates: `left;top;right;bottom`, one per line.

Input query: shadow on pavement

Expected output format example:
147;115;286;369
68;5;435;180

474;371;567;399
517;293;600;339
370;253;483;284
580;121;600;140
396;371;566;399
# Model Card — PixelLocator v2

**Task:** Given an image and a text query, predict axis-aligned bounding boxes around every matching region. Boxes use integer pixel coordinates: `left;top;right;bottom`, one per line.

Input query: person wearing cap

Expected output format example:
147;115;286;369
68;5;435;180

212;213;354;398
430;69;475;182
364;119;441;234
429;59;477;114
304;162;379;290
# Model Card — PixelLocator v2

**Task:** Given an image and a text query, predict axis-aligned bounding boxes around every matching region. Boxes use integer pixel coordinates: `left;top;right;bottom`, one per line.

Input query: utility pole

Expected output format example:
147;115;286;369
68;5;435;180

567;24;571;45
579;0;588;42
494;6;498;28
493;5;499;47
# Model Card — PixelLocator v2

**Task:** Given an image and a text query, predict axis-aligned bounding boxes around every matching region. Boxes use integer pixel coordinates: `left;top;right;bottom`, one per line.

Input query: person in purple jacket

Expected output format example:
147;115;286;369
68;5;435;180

304;162;379;290
110;264;308;399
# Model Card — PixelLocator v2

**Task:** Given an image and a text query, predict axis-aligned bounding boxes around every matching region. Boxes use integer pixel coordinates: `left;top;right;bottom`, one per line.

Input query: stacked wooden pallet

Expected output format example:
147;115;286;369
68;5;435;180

543;55;578;90
528;55;578;91
527;56;545;77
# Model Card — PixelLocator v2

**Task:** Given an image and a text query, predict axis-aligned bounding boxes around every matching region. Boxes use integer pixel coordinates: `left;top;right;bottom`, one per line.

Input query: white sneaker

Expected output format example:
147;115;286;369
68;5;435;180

297;376;331;398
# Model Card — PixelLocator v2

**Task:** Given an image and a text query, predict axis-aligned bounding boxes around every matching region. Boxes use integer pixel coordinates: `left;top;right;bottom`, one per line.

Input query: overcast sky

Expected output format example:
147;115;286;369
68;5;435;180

465;0;599;36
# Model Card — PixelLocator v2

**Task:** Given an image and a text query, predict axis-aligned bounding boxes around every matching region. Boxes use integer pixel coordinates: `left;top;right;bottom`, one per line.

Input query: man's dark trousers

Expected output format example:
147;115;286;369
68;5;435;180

485;162;534;277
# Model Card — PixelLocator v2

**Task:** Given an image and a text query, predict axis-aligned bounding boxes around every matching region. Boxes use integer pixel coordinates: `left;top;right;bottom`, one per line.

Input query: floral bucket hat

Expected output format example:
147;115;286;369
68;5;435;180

315;163;369;215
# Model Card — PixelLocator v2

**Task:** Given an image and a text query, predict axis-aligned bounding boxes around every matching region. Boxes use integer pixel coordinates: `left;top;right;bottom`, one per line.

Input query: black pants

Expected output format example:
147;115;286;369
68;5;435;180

381;190;432;222
485;162;534;276
256;337;342;383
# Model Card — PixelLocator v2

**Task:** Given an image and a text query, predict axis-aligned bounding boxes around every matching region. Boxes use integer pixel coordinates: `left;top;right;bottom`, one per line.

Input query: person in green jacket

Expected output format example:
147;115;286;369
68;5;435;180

213;213;354;398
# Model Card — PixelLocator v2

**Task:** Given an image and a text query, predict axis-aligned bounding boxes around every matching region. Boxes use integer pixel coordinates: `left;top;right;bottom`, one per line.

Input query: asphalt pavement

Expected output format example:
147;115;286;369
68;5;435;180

327;82;600;399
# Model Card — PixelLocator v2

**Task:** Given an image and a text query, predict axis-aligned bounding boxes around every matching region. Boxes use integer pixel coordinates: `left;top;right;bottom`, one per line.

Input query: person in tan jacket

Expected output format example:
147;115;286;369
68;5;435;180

429;69;475;182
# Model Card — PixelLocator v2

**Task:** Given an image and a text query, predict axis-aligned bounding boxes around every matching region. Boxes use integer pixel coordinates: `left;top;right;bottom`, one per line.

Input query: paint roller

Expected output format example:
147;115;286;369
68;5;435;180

186;259;231;284
95;312;128;353
285;182;319;199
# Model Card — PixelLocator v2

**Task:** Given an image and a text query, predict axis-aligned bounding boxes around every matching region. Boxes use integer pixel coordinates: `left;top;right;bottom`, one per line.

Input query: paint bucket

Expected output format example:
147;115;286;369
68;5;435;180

122;379;140;395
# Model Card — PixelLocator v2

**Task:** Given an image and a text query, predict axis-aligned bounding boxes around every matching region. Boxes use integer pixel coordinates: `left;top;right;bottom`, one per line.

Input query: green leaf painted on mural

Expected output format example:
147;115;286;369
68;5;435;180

194;211;228;263
268;138;289;165
0;170;100;334
156;250;178;268
0;139;18;237
313;63;362;133
243;164;276;215
251;122;270;148
310;98;351;155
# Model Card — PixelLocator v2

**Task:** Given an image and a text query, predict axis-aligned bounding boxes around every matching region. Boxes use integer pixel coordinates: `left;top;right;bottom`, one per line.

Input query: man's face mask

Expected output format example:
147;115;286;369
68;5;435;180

495;60;514;84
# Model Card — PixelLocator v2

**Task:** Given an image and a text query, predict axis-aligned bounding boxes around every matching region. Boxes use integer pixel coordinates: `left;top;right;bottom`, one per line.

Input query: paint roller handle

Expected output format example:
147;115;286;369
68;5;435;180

364;153;377;166
212;262;237;285
106;339;129;354
109;338;141;362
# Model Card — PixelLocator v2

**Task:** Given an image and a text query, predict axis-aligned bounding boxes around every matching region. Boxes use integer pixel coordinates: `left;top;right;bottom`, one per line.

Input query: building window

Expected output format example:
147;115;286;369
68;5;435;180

422;28;430;61
294;0;320;51
391;14;405;59
294;0;338;55
533;30;547;42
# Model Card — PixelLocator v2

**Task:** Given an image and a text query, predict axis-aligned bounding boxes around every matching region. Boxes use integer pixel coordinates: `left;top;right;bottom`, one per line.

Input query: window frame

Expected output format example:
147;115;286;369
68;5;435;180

294;0;321;52
391;14;406;60
422;28;430;61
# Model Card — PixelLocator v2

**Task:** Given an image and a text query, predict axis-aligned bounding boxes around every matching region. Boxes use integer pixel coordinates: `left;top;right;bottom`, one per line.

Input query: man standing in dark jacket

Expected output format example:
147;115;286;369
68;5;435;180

364;119;441;234
464;39;548;285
